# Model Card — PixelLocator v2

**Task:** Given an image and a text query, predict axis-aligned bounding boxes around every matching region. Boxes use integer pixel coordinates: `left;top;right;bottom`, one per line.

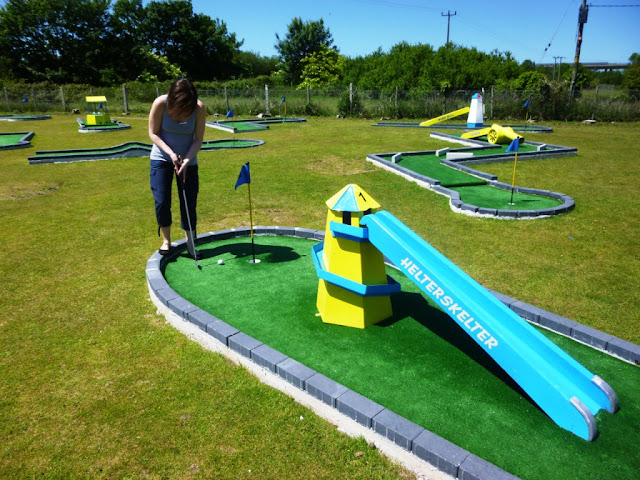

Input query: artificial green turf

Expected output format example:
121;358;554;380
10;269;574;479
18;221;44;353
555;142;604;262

450;185;563;210
164;235;640;480
394;154;487;187
0;133;27;147
219;121;269;132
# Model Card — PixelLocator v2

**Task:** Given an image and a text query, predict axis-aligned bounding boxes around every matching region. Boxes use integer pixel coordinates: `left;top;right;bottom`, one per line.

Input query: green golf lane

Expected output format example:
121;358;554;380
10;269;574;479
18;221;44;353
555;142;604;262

385;144;565;211
163;235;640;480
0;133;29;147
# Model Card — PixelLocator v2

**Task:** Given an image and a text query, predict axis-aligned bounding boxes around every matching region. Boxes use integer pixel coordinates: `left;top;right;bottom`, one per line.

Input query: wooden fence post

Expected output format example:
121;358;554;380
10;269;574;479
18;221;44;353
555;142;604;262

265;85;270;115
490;85;494;120
225;86;230;112
60;86;66;112
4;87;9;111
122;84;129;114
307;85;310;105
349;83;353;116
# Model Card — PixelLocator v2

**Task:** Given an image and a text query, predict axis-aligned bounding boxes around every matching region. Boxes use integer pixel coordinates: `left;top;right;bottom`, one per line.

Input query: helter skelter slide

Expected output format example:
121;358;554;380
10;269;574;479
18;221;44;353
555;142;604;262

313;184;619;441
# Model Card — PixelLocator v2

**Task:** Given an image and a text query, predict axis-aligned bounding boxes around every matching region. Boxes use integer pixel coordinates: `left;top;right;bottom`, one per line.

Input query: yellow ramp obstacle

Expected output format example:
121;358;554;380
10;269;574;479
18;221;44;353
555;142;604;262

419;106;470;127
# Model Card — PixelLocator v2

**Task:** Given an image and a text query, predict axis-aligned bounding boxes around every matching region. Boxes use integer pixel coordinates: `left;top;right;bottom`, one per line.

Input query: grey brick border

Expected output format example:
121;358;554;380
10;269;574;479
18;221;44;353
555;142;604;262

366;132;577;220
147;227;639;480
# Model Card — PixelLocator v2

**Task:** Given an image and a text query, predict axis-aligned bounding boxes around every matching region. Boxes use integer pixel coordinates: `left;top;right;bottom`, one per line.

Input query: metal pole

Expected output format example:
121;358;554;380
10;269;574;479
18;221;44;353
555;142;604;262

4;87;9;110
60;86;65;112
265;85;270;116
570;0;588;97
225;86;229;111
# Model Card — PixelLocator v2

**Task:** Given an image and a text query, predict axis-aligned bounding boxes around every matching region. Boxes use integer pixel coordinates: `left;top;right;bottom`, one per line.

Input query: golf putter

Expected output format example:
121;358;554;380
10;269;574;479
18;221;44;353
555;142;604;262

178;155;202;269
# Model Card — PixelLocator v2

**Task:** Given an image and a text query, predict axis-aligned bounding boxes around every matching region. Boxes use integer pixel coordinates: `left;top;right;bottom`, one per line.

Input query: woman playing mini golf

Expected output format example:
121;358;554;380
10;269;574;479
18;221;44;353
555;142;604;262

149;78;206;258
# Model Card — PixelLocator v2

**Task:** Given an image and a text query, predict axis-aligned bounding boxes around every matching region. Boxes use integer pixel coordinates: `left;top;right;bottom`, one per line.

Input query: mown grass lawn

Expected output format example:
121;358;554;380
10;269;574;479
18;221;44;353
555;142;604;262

0;114;637;479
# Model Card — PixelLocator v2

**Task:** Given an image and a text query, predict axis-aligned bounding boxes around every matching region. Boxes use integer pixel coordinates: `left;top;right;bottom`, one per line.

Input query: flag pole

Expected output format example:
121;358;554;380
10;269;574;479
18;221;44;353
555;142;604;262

247;180;257;263
509;149;519;205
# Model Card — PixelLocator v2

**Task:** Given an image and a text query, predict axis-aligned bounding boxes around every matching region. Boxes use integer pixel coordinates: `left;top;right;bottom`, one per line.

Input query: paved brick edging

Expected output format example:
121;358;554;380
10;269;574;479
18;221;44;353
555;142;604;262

146;227;639;480
367;133;577;220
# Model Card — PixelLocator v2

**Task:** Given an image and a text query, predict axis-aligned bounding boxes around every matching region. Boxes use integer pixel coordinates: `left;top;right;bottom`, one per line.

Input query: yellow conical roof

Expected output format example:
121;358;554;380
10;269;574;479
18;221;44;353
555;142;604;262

325;184;380;212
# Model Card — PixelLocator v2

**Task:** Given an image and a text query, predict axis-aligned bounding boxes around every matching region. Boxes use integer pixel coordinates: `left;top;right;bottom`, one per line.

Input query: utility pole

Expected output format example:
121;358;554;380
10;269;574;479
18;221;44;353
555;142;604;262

441;10;457;44
553;56;564;81
570;0;588;97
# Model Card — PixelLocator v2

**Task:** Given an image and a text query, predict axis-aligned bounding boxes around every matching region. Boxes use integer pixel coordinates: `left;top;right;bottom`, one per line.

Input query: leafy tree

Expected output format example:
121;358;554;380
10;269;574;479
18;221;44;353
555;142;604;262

234;51;279;78
0;0;111;83
622;53;640;90
143;0;242;81
297;44;345;89
275;17;335;85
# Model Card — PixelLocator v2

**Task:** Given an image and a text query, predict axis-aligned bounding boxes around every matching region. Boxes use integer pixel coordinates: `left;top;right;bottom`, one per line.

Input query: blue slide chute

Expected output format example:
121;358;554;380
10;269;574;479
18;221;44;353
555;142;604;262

360;210;618;441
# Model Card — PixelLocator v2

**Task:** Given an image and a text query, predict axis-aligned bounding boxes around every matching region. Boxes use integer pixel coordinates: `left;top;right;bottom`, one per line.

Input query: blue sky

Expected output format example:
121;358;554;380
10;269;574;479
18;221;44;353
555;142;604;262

192;0;639;64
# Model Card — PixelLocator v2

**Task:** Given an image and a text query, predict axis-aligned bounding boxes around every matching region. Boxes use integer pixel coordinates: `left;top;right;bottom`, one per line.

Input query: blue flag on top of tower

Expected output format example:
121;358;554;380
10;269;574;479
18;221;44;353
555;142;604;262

523;100;531;108
235;162;251;190
226;109;234;118
505;137;520;153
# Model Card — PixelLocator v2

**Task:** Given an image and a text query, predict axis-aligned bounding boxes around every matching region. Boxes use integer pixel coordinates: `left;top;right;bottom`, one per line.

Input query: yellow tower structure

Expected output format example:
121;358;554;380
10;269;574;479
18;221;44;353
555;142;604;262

313;184;399;329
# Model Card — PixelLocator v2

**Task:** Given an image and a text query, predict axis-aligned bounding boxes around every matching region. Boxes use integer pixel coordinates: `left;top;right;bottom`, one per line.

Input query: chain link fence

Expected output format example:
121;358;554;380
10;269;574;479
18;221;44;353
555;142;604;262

2;83;639;122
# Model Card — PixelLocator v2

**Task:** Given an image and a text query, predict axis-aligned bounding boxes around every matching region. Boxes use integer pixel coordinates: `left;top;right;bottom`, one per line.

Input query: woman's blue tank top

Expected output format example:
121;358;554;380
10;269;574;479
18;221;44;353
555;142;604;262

150;95;198;165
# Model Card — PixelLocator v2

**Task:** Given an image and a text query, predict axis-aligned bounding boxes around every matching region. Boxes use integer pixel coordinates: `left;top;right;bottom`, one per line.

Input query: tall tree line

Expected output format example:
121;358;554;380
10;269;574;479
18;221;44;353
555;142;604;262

0;0;270;84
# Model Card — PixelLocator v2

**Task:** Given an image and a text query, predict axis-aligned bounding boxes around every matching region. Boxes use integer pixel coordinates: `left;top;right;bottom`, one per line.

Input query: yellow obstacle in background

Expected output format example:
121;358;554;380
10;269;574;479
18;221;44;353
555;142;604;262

85;96;111;126
461;123;524;145
419;106;470;127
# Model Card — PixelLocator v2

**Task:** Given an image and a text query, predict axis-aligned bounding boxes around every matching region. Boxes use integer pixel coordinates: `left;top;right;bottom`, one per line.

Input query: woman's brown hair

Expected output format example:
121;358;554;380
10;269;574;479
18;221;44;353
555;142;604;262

167;78;198;116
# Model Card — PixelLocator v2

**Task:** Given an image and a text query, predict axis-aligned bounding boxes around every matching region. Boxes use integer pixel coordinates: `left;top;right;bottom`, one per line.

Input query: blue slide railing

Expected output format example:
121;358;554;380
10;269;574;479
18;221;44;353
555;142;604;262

360;210;618;440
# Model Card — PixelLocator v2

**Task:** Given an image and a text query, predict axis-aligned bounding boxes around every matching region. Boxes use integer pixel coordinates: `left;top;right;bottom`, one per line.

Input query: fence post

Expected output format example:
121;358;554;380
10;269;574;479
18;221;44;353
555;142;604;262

32;88;36;110
349;83;353;116
306;85;310;105
156;86;160;98
225;86;230;112
265;85;270;115
592;85;599;120
490;85;494;120
4;87;9;111
122;84;129;114
395;85;398;111
60;86;66;112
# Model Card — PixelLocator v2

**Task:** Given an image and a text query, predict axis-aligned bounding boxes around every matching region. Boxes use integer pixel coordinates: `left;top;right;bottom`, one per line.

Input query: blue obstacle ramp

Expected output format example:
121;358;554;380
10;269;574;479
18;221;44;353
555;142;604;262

359;210;618;441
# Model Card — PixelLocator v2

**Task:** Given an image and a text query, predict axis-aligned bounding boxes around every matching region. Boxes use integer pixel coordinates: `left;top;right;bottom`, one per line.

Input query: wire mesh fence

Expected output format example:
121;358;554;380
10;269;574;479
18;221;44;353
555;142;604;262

2;84;639;121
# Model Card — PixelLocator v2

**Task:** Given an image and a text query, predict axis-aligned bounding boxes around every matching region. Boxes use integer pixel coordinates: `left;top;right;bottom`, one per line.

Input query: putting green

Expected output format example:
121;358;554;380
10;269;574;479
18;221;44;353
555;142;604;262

28;139;264;164
0;133;29;147
163;235;640;480
0;132;33;150
450;185;562;210
374;141;567;215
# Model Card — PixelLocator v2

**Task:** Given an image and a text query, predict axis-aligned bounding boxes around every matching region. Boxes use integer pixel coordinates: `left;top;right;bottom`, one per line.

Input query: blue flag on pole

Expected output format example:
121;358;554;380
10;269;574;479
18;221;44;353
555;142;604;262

523;100;531;108
281;97;286;103
235;162;251;190
226;109;234;118
505;138;520;153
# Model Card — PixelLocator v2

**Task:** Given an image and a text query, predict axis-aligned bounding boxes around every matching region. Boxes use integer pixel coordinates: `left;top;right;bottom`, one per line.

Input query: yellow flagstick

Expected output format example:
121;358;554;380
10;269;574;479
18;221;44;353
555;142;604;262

509;149;519;205
246;173;258;264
